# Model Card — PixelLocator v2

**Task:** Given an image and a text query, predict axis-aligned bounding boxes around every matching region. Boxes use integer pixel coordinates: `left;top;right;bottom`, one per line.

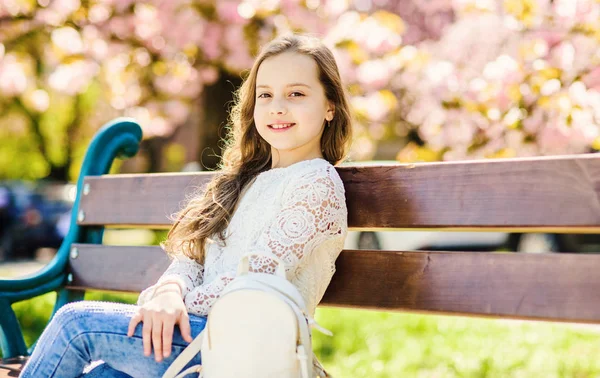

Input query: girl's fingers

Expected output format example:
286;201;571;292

162;319;175;358
142;316;153;357
127;313;142;337
152;317;163;362
178;313;193;343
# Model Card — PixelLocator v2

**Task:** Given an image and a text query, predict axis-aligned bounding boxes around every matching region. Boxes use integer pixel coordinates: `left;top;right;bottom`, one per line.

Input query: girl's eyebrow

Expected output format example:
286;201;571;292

256;83;311;89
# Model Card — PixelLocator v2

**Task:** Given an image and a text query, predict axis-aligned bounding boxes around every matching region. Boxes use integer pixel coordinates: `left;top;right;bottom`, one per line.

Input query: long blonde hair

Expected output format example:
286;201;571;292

162;33;353;263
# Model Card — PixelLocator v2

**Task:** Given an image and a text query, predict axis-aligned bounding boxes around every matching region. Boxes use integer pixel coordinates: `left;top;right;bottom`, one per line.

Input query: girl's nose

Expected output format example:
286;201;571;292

269;101;287;115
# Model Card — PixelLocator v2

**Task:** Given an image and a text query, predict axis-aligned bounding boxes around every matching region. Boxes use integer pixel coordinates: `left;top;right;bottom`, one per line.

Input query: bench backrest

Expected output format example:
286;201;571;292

70;153;600;324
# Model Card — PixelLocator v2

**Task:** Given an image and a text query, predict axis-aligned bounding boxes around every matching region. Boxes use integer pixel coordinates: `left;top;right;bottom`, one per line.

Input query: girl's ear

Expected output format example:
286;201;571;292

326;102;335;121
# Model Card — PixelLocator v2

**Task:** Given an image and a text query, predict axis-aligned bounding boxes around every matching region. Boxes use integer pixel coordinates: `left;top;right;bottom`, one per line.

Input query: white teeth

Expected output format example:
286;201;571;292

270;123;294;129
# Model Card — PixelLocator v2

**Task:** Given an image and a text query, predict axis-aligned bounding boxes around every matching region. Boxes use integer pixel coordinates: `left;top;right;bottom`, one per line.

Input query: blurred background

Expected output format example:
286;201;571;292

2;0;600;376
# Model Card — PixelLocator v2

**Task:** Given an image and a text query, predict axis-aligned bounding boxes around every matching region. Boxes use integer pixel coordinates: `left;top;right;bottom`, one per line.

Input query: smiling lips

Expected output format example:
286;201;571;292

268;123;296;130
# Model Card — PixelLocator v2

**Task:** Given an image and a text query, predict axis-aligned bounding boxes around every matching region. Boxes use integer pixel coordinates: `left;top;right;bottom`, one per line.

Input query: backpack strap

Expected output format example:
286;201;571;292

161;330;205;378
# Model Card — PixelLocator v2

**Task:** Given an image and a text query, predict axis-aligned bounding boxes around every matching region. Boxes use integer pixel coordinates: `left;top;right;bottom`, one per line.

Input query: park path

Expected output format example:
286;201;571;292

0;259;47;278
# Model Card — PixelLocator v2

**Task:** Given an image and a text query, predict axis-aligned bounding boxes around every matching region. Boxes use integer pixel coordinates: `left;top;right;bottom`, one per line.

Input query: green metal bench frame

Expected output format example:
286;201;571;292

0;118;142;359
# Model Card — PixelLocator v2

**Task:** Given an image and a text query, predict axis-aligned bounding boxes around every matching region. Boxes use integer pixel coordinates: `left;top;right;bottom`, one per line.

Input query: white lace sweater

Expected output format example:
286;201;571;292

137;158;348;319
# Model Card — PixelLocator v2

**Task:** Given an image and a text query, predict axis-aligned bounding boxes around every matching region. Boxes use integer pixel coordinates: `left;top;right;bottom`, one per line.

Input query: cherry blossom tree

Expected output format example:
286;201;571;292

0;0;458;179
2;0;596;180
396;0;600;162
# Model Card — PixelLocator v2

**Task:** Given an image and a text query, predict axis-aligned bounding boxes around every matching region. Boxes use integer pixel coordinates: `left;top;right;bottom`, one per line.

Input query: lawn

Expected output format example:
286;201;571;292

7;290;600;378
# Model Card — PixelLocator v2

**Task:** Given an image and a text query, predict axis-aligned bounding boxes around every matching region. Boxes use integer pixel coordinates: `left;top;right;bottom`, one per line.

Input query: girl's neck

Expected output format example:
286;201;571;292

270;150;324;169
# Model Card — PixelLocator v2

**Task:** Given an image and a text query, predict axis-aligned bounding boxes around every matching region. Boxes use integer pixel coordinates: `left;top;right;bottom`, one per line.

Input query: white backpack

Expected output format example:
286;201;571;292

162;253;332;378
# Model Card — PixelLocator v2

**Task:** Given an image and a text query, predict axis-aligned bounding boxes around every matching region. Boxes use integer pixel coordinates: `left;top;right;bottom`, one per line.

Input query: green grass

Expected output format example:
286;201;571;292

312;308;600;378
7;292;600;377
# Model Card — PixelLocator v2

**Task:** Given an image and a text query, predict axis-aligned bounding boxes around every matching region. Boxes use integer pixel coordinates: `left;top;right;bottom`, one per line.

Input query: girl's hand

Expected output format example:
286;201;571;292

127;283;193;362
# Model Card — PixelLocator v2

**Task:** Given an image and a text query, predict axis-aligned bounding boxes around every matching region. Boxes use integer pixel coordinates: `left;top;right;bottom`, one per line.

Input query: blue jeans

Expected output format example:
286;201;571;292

19;301;207;378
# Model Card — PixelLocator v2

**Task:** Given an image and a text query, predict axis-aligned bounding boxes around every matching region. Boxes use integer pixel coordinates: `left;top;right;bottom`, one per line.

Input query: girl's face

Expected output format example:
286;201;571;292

253;51;334;167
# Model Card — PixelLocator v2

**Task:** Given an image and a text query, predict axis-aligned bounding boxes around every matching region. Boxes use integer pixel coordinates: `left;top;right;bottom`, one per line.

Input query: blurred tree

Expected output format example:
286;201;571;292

0;0;455;181
397;0;600;162
2;0;596;181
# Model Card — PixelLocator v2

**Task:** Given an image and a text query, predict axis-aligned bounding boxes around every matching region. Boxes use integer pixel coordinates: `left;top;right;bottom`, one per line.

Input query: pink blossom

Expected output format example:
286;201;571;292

200;23;223;61
443;147;468;161
164;100;191;124
418;107;445;143
145;115;173;138
452;0;498;13
443;111;475;147
350;136;376;160
569;81;589;106
569;34;597;72
82;26;109;60
216;1;246;24
548;41;575;71
516;143;540;157
552;0;599;26
353;16;402;55
324;11;361;45
134;4;161;40
331;48;356;83
364;92;390;122
570;109;598;144
582;67;600;91
51;27;84;55
88;4;111;24
35;0;81;26
529;30;565;50
154;75;184;97
522;108;544;134
222;27;254;73
49;60;99;95
0;55;28;96
505;129;524;150
179;70;204;98
538;120;570;154
324;0;349;17
163;8;206;50
283;6;328;34
198;67;219;85
223;50;255;74
28;89;50;113
356;60;392;90
97;0;137;13
368;123;386;140
107;16;134;40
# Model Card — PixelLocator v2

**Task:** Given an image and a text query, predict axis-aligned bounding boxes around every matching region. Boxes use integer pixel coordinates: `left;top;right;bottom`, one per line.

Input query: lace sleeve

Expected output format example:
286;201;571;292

182;166;347;316
137;254;204;306
184;271;236;316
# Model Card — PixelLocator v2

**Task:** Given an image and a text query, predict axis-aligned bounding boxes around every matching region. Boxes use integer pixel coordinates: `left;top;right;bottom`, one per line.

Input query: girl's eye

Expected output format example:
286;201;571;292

257;92;303;99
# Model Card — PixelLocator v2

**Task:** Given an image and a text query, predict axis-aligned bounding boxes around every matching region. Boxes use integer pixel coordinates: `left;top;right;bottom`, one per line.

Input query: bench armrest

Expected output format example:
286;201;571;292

0;118;142;294
0;118;142;359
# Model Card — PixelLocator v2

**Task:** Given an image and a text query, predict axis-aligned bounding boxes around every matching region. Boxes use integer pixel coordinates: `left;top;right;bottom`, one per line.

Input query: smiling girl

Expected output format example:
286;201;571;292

20;33;353;378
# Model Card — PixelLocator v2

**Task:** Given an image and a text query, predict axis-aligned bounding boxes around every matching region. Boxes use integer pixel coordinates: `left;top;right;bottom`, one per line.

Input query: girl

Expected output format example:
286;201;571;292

19;32;352;378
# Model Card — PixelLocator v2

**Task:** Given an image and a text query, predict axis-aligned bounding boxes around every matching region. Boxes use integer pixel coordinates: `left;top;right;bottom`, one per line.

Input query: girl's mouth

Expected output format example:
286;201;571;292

268;123;296;132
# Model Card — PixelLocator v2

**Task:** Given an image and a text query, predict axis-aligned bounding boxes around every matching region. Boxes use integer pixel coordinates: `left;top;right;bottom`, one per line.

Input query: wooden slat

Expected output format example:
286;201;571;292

68;244;172;292
79;172;209;228
78;154;600;230
68;244;600;324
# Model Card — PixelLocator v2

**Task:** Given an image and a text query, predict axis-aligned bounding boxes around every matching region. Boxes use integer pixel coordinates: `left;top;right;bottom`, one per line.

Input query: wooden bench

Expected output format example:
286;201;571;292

3;117;600;376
